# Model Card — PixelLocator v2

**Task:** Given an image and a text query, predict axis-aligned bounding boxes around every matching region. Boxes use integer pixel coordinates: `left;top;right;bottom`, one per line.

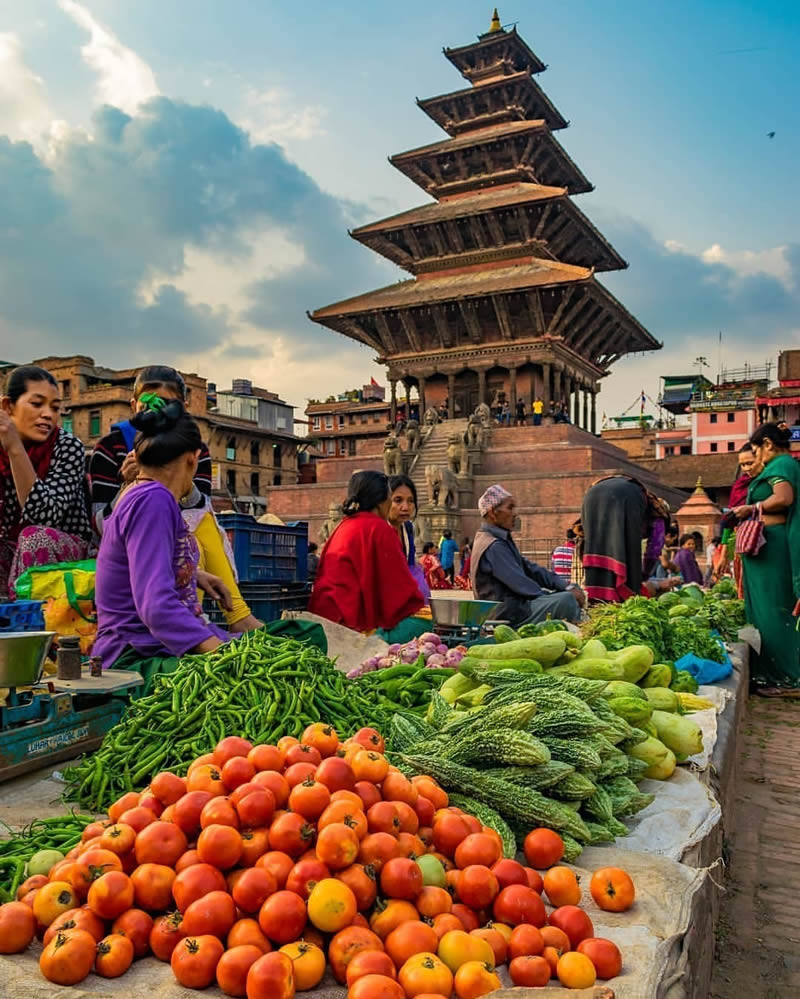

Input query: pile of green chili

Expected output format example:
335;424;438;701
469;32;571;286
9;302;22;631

0;814;94;902
63;632;445;812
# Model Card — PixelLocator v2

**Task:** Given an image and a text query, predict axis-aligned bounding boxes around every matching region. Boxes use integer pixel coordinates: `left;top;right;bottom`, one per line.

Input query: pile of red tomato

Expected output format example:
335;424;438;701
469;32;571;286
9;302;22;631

0;723;635;997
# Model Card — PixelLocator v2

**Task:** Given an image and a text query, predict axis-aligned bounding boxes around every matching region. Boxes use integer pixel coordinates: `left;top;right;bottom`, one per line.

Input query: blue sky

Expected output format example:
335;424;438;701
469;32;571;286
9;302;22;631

1;0;798;417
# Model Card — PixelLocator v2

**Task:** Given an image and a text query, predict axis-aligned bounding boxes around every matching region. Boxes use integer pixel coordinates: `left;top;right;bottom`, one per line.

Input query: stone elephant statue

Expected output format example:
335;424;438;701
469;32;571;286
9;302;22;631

425;464;459;508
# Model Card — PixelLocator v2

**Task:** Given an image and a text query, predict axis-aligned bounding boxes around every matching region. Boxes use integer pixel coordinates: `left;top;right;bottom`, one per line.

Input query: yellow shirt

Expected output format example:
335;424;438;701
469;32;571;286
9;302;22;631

533;400;544;415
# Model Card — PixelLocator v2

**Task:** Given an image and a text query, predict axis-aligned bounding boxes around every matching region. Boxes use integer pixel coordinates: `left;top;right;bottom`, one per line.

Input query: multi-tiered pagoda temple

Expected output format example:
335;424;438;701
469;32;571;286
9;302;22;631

310;12;660;432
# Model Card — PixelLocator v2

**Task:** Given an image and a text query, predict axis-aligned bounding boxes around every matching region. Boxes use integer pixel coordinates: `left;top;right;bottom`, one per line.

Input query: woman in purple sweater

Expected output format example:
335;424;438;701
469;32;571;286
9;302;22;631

673;534;704;586
94;401;230;689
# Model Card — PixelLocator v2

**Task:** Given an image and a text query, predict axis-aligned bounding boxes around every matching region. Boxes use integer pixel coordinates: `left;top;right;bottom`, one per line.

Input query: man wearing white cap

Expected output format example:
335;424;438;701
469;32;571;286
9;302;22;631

470;485;584;627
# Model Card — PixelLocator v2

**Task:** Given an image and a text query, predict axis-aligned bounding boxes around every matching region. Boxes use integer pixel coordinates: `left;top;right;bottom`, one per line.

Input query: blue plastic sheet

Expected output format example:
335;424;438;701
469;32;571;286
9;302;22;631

675;649;733;685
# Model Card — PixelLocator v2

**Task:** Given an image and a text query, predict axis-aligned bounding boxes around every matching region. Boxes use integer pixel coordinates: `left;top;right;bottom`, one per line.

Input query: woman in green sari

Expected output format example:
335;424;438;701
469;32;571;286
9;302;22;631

733;423;800;695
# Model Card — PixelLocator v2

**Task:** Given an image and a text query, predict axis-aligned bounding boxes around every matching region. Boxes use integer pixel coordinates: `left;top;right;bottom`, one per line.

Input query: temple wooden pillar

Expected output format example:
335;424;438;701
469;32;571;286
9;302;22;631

390;379;397;425
418;375;427;417
541;362;551;412
477;368;487;407
447;372;455;419
553;368;562;411
509;367;517;418
591;390;597;434
582;389;589;430
564;373;572;419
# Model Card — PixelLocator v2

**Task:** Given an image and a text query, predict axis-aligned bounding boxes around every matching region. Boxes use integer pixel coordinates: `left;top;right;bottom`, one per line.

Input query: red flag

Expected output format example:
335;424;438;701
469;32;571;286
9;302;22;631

370;377;380;387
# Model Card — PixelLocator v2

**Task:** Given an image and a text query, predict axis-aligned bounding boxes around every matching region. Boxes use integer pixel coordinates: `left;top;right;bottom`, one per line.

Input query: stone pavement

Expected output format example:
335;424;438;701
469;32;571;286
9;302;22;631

711;695;800;998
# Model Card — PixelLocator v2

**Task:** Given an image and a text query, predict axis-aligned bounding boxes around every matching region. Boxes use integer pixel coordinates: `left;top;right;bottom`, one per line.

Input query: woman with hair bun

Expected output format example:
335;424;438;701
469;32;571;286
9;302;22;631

733;422;800;695
0;365;91;598
93;401;231;690
309;469;424;633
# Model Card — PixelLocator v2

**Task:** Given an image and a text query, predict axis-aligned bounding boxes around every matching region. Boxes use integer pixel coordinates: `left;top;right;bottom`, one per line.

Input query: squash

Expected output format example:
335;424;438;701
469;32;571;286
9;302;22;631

640;664;673;688
610;645;654;683
650;710;703;758
642;687;681;713
601;680;647;701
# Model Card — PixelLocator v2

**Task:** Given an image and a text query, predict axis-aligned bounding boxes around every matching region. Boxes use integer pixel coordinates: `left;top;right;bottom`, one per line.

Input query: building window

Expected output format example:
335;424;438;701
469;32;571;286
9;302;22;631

226;469;236;494
709;413;718;424
325;415;333;429
62;413;74;434
728;441;736;451
250;472;260;495
89;410;101;437
349;414;355;425
326;439;335;455
61;380;71;399
312;416;321;431
361;413;368;424
338;414;345;428
373;412;381;422
348;439;357;456
710;442;718;452
273;473;282;486
226;437;236;461
680;445;691;455
339;439;347;455
726;412;735;422
250;441;260;465
273;443;282;467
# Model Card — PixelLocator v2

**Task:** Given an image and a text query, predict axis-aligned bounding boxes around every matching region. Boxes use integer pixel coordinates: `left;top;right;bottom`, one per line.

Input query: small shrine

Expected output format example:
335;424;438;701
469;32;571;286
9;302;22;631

675;479;723;547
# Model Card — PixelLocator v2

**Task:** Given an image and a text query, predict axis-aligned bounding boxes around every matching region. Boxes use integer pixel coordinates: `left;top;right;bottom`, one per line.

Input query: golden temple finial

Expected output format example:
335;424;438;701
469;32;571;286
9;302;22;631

694;476;704;493
489;8;502;32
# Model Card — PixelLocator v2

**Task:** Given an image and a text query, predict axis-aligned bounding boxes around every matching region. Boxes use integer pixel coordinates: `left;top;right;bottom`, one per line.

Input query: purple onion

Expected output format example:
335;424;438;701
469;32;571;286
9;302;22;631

400;647;419;663
388;643;403;654
445;650;464;665
420;643;437;658
436;644;448;655
346;666;363;678
420;632;439;646
426;654;446;667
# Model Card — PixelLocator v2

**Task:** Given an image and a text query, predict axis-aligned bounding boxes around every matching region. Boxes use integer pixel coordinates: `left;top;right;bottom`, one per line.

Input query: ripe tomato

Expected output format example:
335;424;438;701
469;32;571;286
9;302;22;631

319;801;368;840
382;771;418;807
187;752;216;774
548;905;594;949
15;874;48;899
286;858;331;900
302;722;340;758
415;796;435;827
367;801;401;837
173;862;227;912
246;951;295;999
399;952;454;998
150;770;186;805
358;832;401;872
233;867;277;914
289;777;331;821
181;890;236;939
138;791;165;817
72;847;123;896
39;928;96;985
285;742;322;768
332;789;366;810
98;822;136;856
432;812;472;857
149;910;185;961
336;863;377;912
458;865;499;909
493;884;546;928
277;735;299;756
201;796;240;829
228;917;272;953
108;791;140;823
81;820;107;843
346;949;397;986
509;954;551;986
543;865;582;907
416;885;452;918
393;802;420;836
438;929;495;974
314;755;357;794
355;780;382;812
328;925;384;983
369;899;419;940
112;907;154;958
316;822;360;871
352;726;385;753
385;920;439;969
525;867;545;893
523;828;564;869
258;890;308;944
557;950;597;988
213;735;254;767
0;900;36;953
540;925;571;954
470;926;507;966
187;763;227;797
237;789;276;828
95;933;134;978
197;824;243;869
130;862;176;912
577;937;623;979
453;959;502;999
348;975;405;999
173;790;213;837
222;755;257;791
508;923;544;959
248;744;283;773
490;858;528;892
351;749;389;784
307;878;357;933
269;812;316;857
215;943;263;997
256;851;294;889
280;940;326;990
395;832;426;859
171;933;224;989
431;913;463;940
239;827;271;868
454;833;501;869
42;905;105;947
411;775;448;811
252;770;290;807
451;903;481;932
34;881;78;927
589;866;636;912
542;945;561;977
380;857;423;900
231;782;261;808
135;819;188;867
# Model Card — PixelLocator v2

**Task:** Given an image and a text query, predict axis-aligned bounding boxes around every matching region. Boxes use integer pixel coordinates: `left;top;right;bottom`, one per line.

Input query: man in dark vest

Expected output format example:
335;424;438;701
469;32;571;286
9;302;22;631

470;484;585;627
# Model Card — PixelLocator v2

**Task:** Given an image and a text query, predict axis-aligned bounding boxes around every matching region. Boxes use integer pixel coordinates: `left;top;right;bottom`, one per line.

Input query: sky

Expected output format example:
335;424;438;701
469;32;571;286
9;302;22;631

0;0;798;423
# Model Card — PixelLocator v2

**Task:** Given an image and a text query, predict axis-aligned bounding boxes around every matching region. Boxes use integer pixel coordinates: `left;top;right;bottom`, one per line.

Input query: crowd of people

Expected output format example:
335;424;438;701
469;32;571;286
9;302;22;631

0;362;797;698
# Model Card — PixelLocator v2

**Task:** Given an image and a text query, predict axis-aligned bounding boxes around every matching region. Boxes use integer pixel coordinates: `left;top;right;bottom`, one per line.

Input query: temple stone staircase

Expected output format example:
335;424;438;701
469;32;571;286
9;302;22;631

408;419;469;503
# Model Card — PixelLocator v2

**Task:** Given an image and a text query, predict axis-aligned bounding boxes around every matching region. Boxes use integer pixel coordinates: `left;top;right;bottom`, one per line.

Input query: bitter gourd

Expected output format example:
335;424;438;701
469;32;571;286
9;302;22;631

550;772;597;800
479;760;575;790
444;728;551;767
542;737;603;771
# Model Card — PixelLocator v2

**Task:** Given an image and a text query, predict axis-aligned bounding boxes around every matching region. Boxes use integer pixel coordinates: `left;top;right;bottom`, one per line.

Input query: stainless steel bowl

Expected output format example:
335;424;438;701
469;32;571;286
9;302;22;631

429;598;503;629
0;632;56;686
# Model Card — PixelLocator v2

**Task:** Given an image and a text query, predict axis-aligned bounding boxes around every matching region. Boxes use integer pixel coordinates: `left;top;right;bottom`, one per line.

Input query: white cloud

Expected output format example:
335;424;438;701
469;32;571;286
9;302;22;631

0;32;52;145
240;86;325;144
700;243;792;287
57;0;158;113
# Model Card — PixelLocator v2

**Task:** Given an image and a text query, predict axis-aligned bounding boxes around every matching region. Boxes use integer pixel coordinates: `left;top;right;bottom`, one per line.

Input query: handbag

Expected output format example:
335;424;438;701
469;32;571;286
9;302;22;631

735;509;766;557
14;559;97;653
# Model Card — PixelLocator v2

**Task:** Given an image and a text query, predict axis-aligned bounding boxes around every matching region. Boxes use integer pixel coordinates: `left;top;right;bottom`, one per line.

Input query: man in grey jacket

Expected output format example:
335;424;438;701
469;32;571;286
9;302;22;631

470;484;585;627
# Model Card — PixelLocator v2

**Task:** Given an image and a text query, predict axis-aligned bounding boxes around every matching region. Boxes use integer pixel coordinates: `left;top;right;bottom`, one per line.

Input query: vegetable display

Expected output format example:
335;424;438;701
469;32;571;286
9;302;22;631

350;633;467;677
0;815;94;904
1;723;634;995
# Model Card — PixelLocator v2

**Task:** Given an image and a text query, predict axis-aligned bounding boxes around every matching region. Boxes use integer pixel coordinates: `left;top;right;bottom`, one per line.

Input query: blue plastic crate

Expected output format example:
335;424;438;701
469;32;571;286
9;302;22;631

204;582;310;626
217;514;309;583
0;600;45;632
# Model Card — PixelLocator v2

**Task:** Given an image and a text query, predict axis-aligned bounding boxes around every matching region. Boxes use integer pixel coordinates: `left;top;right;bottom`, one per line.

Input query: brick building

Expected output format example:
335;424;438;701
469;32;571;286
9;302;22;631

306;382;393;459
17;356;302;512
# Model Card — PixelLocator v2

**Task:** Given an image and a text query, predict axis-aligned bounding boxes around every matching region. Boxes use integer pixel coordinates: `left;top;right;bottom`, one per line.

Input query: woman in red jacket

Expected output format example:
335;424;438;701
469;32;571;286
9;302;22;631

309;470;424;633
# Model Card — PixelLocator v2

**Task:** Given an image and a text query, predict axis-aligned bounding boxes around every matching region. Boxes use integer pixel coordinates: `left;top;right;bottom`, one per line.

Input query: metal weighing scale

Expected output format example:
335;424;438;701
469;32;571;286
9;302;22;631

0;643;143;782
428;598;507;645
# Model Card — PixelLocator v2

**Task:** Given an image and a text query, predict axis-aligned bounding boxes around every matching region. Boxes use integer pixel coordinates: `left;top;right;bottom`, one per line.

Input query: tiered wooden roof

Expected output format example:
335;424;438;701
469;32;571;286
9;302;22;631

310;17;659;372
